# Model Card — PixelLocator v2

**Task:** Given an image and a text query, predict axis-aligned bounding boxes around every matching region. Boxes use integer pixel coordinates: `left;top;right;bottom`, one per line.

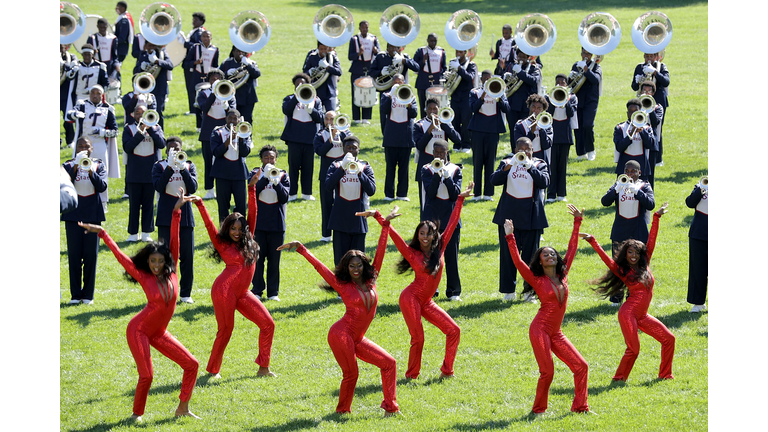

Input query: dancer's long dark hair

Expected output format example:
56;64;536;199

396;220;443;276
210;212;259;266
124;241;175;283
590;239;651;299
522;246;568;295
320;250;377;292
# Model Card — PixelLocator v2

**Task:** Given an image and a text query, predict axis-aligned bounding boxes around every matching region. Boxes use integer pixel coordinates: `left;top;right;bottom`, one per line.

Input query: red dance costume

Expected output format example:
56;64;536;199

587;213;675;380
296;212;398;413
195;184;275;374
383;195;465;379
506;217;589;414
99;210;199;416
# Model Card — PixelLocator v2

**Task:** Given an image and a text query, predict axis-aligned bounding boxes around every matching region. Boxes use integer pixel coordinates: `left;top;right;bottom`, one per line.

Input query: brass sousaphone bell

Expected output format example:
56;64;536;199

570;12;621;94
228;11;271;89
442;10;482;96
60;2;87;45
310;4;354;88
374;4;421;91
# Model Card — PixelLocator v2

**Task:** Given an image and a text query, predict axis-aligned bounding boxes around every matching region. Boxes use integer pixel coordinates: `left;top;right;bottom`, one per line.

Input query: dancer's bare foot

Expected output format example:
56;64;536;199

175;401;201;419
257;366;277;377
439;372;454;380
384;410;401;417
129;414;143;422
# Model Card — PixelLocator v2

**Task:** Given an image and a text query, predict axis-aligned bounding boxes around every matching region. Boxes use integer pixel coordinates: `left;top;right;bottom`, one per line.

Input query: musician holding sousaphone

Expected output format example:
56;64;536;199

304;5;352;112
348;20;380;124
182;12;207;115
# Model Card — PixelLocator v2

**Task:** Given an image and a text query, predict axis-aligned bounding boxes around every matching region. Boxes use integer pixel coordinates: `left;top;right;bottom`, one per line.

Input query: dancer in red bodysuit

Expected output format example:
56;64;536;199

79;191;200;421
375;182;473;379
582;202;675;381
504;204;590;415
191;179;276;378
278;207;401;415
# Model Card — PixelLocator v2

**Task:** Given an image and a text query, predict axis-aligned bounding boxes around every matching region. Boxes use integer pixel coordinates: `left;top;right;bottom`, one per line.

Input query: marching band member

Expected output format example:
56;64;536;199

114;1;133;63
153;137;198;304
67;84;119;212
420;140;463;301
123;105;166;242
210;110;253;224
632;52;669;166
183;12;207;115
121;77;158;126
685;178;708;313
570;48;602;161
347;20;380;124
314;111;350;242
489;24;516;76
221;47;261;124
133;42;174;128
369;44;418;134
62;137;107;305
325;136;377;266
249;145;290;301
87;18;120;81
381;77;418;201
468;70;510;201
638;81;665;190
545;74;578;203
192;182;276;379
448;49;477;153
279;207;400;416
504;47;541;147
413;98;461;209
491;138;549;303
504;205;591;415
66;44;109;117
601;160;656;306
281;73;325;201
183;30;219;129
303;42;343;112
60;44;78;147
614;98;656;182
582;203;676;382
374;183;473;380
78;192;201;421
198;68;237;199
412;33;446;118
513;94;553;167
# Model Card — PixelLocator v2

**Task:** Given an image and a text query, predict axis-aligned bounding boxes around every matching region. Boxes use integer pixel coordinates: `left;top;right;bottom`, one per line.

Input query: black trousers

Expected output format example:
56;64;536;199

215;178;246;224
547;144;571;199
687;237;708;305
471;131;499;197
252;230;285;298
505;109;525;146
443;227;462;297
498;225;542;294
450;98;472;149
350;74;373;121
237;102;255;124
157;225;195;298
287;142;314;196
127;182;155;234
201;140;214;191
333;231;367;267
65;220;100;301
319;164;335;238
384;147;411;199
184;68;196;113
63;121;75;145
575;103;597;156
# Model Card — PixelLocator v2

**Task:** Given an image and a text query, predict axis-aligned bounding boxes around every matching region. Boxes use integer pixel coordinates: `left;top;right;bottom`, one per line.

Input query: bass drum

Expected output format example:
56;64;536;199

426;86;449;108
353;76;377;108
105;81;121;105
74;15;112;53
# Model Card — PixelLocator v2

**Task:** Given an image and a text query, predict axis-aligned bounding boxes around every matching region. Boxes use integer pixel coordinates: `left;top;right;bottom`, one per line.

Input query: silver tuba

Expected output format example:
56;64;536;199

375;4;421;91
550;85;569;108
228;11;271;89
139;2;182;78
632;12;672;91
133;72;156;94
570;12;621;94
442;10;482;96
506;13;556;97
60;2;87;45
310;4;354;88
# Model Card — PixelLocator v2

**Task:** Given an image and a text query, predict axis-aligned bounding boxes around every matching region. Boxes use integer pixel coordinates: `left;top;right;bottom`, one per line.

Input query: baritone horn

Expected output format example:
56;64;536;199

484;76;506;99
296;83;316;107
213;79;236;101
550;85;569;108
140;109;159;128
334;114;350;131
60;2;87;45
133;72;156;94
236;121;252;138
395;83;415;105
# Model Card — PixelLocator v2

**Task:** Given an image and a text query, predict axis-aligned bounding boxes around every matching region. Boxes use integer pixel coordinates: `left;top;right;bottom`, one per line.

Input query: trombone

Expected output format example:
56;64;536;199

533;111;552;130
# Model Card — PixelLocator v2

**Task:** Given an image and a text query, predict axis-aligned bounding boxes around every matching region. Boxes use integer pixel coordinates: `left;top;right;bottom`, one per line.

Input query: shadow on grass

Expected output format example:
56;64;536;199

449;411;570;430
63;303;144;327
173;303;214;322
445;298;513;320
248;412;360;431
551;378;627;398
268;298;334;318
562;303;619;324
68;414;183;432
654;309;707;330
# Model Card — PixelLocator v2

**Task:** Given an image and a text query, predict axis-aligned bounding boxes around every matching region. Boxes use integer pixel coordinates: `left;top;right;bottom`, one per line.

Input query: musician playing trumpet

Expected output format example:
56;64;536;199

133;41;173;128
222;47;261;124
638;81;664;190
614;98;656;183
210;110;253;224
569;48;602;161
314;111;352;242
544;74;578;203
369;44;419;134
381;77;418;201
413;98;461;209
513;94;553;168
198;68;237;200
448;49;478;153
503;47;541;147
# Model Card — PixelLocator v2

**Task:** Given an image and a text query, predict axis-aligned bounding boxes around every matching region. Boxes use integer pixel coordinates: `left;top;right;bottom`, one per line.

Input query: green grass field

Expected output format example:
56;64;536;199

59;1;708;430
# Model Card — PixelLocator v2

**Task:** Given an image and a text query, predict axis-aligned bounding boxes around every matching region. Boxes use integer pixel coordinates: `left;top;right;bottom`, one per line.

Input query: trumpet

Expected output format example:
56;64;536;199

138;109;160;129
174;150;188;164
531;111;553;130
631;110;648;131
698;176;708;195
617;174;633;186
264;164;281;183
395;83;415;105
79;157;93;170
236;121;252;138
347;161;360;175
639;94;655;113
513;151;529;165
438;107;454;124
550;85;569;108
430;158;445;172
484;76;506;99
334;114;350;132
213;79;236;101
295;83;316;107
133;72;156;94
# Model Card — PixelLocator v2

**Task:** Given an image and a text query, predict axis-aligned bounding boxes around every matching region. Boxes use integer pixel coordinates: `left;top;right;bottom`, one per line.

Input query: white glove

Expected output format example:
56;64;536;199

226;68;238;77
626;182;639;195
141;61;150;71
341;152;355;170
148;52;157;63
75;151;87;166
91;127;102;136
522;158;533;170
634;74;644;84
576;60;587;69
241;55;250;65
176;159;187;171
449;59;460;70
642;65;655;75
74;111;86;119
441;168;451;179
167;149;177;164
392;54;403;66
381;66;390;75
512;64;522;74
67;65;79;78
318;58;329;69
503;72;512;81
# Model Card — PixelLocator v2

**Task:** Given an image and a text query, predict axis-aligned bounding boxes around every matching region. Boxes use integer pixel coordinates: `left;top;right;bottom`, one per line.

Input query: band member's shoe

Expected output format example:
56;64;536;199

522;291;538;304
449;296;462;301
587;151;596;161
288;195;298;202
68;299;81;305
396;196;410;201
320;236;332;242
301;194;316;201
141;232;153;242
503;293;516;301
383;197;395;202
361;120;371;125
126;234;140;242
576;154;586;161
690;304;706;313
203;189;216;200
267;296;281;302
82;299;94;305
556;196;567;202
179;297;194;304
103;202;109;214
545;198;556;203
482;195;494;201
